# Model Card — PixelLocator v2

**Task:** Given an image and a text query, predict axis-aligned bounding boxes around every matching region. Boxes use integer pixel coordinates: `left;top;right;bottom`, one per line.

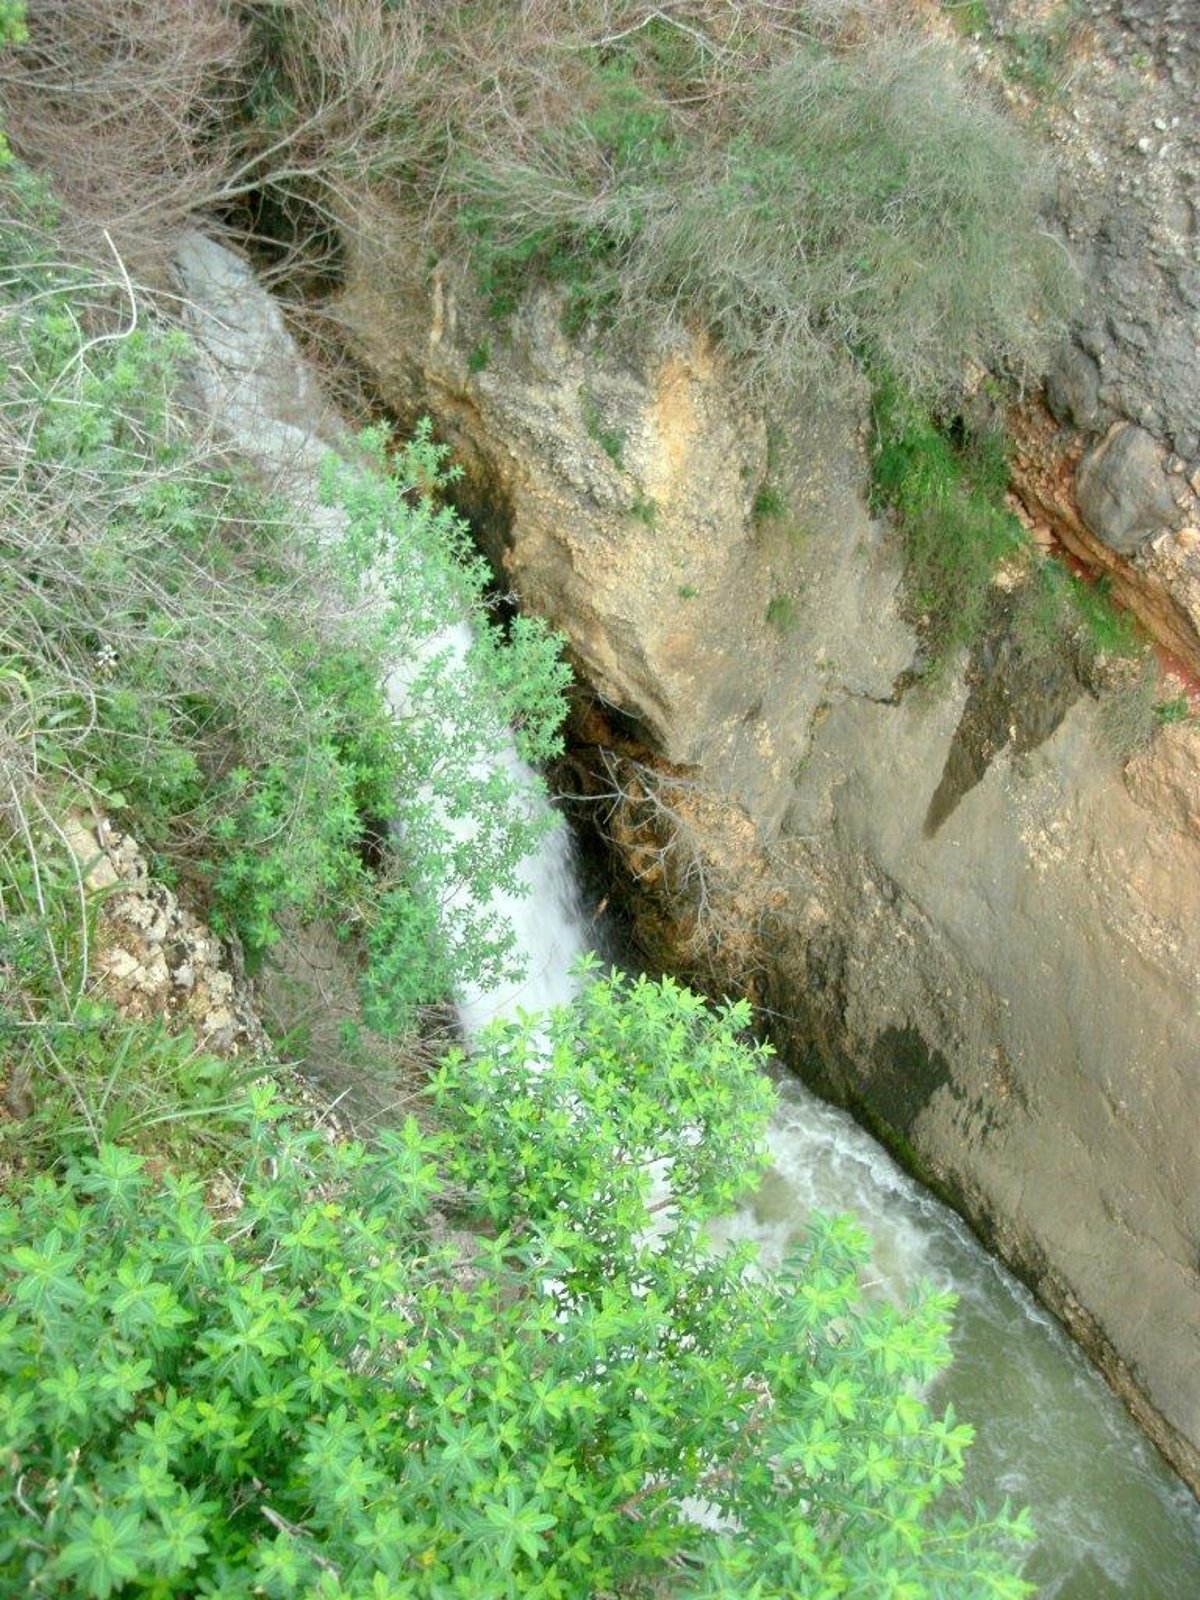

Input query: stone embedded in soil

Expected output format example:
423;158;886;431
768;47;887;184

63;816;266;1057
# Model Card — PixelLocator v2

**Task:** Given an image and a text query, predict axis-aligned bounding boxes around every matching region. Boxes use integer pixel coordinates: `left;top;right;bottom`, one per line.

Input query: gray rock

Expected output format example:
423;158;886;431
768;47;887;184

1076;422;1177;551
1045;345;1102;430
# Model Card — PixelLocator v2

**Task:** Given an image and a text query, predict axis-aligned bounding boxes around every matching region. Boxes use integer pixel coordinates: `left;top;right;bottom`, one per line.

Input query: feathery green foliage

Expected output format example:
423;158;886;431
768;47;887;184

871;376;1147;679
870;378;1025;669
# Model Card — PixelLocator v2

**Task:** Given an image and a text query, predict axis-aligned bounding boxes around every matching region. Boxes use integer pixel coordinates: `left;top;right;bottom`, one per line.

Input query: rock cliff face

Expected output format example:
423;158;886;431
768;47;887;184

1004;0;1200;667
333;216;1200;1490
325;3;1200;1490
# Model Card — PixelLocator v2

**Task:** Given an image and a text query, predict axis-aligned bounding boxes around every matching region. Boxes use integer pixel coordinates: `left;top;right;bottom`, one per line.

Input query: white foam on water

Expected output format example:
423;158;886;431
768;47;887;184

738;1080;1200;1599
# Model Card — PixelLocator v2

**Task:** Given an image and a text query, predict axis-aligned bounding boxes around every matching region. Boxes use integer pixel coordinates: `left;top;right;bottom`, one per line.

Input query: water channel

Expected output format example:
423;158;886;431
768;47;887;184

723;1078;1200;1596
468;800;1200;1592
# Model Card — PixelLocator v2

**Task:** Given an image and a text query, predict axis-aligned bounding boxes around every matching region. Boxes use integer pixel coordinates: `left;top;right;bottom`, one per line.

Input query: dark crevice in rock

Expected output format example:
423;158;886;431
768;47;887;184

868;1025;953;1136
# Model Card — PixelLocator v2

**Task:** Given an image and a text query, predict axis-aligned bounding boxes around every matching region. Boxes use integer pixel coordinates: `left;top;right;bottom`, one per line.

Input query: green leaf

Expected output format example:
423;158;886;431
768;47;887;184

52;1509;144;1598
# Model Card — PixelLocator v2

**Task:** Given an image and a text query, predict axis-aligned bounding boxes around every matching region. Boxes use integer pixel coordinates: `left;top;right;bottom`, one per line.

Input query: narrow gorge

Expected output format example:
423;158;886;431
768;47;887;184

298;2;1200;1504
4;1;1200;1592
173;217;1200;1593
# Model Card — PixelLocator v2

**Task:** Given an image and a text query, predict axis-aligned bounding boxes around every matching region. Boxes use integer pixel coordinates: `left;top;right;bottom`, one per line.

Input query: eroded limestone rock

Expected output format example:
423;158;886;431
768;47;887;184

334;216;911;831
64;815;266;1056
326;89;1200;1488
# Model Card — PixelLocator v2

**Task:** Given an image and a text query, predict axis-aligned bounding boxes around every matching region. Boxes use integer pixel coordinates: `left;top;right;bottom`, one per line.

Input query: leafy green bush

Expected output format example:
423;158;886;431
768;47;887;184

0;970;1034;1598
872;376;1151;687
317;426;572;1027
1;154;570;1052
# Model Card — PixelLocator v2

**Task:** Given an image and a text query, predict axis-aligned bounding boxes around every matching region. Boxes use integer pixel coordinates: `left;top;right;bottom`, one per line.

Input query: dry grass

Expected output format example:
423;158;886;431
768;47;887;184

234;1;1067;400
0;0;420;280
2;3;1066;400
1;0;247;273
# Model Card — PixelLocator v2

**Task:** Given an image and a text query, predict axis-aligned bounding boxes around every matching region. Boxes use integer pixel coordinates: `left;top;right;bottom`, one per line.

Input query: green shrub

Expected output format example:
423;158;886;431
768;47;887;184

943;0;992;37
1155;694;1195;727
1;163;570;1039
1065;572;1140;660
765;593;798;633
871;374;1152;691
753;484;787;522
1003;4;1082;99
580;393;626;465
0;970;1035;1598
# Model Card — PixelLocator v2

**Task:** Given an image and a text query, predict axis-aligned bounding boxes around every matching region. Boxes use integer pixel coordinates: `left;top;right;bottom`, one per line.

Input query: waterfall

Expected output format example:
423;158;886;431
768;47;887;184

175;231;588;1040
381;617;589;1038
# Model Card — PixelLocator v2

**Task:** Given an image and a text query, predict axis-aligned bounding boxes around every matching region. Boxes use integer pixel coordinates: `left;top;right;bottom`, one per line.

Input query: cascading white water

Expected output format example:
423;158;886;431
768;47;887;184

175;232;588;1040
178;232;1200;1594
381;617;588;1038
453;785;587;1034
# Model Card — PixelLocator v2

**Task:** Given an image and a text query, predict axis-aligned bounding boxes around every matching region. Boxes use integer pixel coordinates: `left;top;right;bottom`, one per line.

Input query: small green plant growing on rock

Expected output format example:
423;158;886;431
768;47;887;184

581;392;626;465
943;0;992;38
1154;694;1195;727
1003;3;1082;100
1067;572;1140;660
753;483;787;522
870;376;1024;671
766;592;799;633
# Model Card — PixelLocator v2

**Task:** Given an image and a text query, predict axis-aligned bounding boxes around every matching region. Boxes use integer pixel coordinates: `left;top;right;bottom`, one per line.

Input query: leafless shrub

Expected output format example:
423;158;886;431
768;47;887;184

586;746;770;982
0;0;423;281
0;0;248;272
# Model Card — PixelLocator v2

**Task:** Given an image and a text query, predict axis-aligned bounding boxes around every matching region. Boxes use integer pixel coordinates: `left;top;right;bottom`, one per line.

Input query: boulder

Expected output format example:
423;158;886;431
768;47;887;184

1076;423;1178;552
1045;344;1101;431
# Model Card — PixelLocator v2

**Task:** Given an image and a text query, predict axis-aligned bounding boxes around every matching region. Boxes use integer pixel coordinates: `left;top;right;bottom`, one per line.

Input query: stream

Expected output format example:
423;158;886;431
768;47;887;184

453;763;1200;1591
473;796;1200;1592
723;1078;1200;1597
